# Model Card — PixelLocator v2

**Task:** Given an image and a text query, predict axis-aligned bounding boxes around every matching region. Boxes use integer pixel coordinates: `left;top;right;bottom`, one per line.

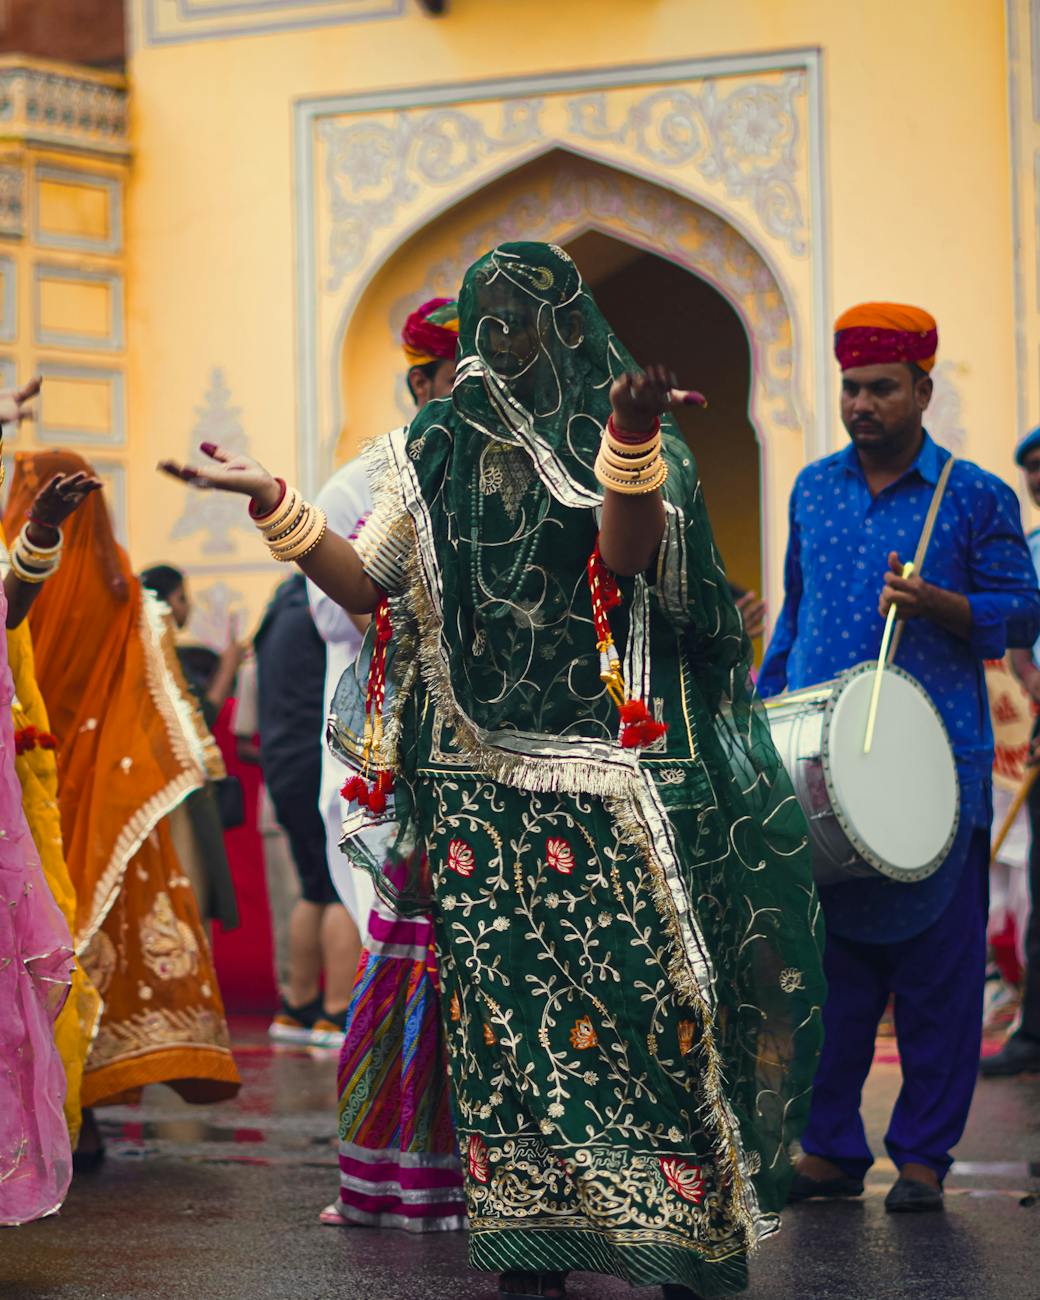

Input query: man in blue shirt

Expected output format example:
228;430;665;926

759;302;1040;1212
980;427;1040;1077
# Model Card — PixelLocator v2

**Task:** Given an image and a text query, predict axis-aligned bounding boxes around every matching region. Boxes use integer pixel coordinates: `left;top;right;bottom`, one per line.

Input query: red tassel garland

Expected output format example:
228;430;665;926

587;539;668;751
340;597;396;812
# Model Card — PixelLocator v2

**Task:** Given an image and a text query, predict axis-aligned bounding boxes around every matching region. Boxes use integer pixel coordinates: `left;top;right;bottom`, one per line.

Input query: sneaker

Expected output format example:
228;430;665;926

269;995;324;1045
309;1015;346;1050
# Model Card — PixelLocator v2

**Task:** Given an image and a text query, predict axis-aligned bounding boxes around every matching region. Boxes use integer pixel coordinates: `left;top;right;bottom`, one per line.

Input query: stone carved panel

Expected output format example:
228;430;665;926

170;369;256;554
0;65;128;158
0;165;24;238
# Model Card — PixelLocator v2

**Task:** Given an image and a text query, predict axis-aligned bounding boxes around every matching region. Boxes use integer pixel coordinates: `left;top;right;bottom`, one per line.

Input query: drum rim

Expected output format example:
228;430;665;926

820;661;961;883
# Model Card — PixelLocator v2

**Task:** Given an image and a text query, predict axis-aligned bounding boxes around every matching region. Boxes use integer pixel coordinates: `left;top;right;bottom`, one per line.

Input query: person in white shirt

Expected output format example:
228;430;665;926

306;299;459;1045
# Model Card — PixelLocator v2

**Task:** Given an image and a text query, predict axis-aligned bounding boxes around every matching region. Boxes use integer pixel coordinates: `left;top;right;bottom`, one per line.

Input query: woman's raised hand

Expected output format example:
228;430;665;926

0;377;41;428
158;442;282;513
31;471;103;529
609;365;707;433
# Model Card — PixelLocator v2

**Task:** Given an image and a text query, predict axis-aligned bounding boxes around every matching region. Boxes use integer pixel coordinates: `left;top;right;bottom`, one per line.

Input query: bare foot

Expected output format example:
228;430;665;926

797;1154;847;1182
899;1161;940;1189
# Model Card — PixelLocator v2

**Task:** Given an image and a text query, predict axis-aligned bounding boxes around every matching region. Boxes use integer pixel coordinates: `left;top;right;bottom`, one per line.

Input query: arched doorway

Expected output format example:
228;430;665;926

566;230;761;603
334;149;797;610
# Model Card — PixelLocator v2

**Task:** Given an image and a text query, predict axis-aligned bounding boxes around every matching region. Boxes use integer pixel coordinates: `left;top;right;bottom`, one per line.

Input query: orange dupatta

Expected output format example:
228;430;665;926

4;451;239;1105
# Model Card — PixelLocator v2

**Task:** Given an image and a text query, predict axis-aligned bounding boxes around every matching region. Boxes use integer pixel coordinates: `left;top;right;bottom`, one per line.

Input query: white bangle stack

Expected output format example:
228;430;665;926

10;523;62;583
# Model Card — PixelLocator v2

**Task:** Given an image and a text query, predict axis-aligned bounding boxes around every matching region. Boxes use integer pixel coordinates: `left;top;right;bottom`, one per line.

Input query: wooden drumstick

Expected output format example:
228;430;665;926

991;764;1040;863
864;561;915;754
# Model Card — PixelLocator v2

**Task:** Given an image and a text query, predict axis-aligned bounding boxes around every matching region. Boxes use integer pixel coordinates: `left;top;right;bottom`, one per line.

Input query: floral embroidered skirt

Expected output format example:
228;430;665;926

426;779;759;1296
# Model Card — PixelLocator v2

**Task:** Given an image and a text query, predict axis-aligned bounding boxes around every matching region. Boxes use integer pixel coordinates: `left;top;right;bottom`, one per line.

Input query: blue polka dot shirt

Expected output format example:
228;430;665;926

759;433;1040;824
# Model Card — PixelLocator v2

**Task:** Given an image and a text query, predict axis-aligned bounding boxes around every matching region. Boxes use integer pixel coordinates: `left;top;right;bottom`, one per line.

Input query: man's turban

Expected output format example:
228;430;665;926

834;303;938;374
401;298;459;366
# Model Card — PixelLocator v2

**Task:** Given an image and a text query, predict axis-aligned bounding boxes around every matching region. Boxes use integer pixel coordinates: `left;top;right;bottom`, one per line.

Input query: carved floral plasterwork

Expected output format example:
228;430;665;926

186;580;247;653
321;101;544;289
926;361;968;456
170;369;256;554
565;77;807;255
385;165;797;434
319;74;809;294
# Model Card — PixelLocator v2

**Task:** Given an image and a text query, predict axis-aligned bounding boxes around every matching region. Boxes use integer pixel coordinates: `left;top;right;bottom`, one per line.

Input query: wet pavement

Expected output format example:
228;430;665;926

2;1022;1038;1300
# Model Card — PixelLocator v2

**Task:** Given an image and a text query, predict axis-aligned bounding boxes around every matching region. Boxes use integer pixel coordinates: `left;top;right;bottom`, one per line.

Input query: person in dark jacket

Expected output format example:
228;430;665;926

253;573;356;1046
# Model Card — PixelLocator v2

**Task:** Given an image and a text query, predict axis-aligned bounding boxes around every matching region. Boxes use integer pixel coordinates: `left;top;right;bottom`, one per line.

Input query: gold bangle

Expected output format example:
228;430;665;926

272;507;328;562
595;447;665;484
599;442;663;474
267;503;311;549
257;485;301;537
595;451;668;495
603;430;661;460
10;549;55;583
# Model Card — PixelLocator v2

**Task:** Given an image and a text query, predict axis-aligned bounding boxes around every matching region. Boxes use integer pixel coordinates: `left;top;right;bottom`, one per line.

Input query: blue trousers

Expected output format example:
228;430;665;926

801;830;989;1180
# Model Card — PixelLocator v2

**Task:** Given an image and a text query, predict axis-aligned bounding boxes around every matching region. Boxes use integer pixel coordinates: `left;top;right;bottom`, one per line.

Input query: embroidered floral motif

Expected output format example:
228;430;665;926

569;1015;598;1050
447;838;476;878
677;1020;696;1056
660;1158;705;1204
468;1133;490;1184
480;466;504;496
139;891;199;981
779;967;805;993
546;837;575;875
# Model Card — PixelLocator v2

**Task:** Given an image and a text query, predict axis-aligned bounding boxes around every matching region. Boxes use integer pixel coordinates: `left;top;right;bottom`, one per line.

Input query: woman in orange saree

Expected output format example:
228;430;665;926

4;451;240;1152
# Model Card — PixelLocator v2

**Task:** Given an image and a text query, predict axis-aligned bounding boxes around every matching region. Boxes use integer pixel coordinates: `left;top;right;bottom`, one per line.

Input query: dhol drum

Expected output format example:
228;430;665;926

765;661;960;887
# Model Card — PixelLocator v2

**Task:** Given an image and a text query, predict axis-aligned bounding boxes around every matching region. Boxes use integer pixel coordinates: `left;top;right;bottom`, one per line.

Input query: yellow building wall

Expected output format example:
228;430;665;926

122;0;1018;637
0;58;129;533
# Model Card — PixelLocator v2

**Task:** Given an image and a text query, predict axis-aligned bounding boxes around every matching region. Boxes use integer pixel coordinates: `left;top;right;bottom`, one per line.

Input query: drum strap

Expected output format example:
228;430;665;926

888;454;956;665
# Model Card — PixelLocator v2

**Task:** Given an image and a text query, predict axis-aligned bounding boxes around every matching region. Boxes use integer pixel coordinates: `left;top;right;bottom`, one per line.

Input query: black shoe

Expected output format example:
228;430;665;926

72;1109;106;1175
787;1170;865;1202
980;1033;1040;1077
662;1287;706;1300
71;1146;106;1175
885;1176;943;1213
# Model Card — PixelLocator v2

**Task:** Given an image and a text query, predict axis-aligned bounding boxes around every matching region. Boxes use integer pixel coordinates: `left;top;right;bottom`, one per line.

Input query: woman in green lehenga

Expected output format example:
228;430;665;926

161;242;825;1299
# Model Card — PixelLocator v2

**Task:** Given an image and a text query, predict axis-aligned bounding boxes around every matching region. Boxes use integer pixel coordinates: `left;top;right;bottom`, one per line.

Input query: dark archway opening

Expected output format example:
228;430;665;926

566;230;762;604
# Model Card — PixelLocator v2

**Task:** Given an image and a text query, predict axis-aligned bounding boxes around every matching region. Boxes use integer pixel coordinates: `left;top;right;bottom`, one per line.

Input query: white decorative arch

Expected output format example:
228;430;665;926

338;151;793;600
292;52;829;606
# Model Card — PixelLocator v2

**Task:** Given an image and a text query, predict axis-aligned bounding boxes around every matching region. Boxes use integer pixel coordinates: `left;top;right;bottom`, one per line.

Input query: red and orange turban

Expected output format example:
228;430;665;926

833;303;938;373
401;297;459;366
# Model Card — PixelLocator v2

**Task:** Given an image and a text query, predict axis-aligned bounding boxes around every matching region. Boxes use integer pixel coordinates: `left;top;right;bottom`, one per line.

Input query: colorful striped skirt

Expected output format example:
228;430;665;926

336;896;466;1231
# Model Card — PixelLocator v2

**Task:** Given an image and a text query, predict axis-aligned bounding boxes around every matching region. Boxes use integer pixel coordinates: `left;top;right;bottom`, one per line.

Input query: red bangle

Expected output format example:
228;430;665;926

27;516;60;540
607;414;661;445
249;478;287;520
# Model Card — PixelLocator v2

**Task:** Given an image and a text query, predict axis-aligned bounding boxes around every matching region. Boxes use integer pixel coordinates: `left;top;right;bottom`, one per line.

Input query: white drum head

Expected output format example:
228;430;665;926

824;665;959;880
